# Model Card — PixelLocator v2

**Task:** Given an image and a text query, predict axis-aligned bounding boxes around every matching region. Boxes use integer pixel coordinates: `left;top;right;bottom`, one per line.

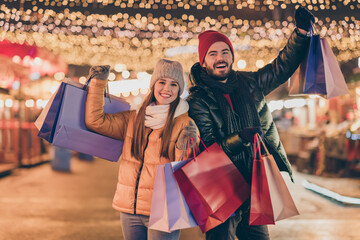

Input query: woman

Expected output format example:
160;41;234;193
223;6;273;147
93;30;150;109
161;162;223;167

85;59;198;240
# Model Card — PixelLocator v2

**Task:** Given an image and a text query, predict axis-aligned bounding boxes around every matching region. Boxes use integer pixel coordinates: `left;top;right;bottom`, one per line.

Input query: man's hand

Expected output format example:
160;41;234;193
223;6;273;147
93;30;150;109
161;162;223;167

88;65;110;80
294;6;315;32
238;127;264;143
176;121;198;150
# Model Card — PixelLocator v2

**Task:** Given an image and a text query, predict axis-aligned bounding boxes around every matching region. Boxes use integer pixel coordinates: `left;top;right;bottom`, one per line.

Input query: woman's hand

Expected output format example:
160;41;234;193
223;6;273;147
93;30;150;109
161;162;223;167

88;65;110;80
176;121;198;150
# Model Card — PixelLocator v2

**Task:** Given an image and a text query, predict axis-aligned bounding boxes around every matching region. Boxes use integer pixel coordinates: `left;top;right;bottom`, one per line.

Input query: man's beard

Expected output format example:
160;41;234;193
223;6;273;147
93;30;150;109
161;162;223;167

204;63;232;81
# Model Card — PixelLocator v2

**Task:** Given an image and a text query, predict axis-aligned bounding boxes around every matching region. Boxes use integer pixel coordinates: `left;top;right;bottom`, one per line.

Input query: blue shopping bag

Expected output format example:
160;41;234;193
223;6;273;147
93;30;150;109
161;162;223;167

37;79;130;161
290;23;348;99
38;82;67;142
303;34;327;95
149;161;198;233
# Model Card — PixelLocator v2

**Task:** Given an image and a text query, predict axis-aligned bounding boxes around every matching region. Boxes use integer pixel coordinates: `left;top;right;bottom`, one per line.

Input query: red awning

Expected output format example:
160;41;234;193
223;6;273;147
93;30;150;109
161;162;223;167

0;55;30;89
0;40;68;76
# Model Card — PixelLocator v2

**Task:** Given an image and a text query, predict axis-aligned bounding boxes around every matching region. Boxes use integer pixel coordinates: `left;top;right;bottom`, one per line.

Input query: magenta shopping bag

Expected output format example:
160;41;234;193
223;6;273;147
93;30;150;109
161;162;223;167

149;161;197;232
37;79;130;161
173;140;250;233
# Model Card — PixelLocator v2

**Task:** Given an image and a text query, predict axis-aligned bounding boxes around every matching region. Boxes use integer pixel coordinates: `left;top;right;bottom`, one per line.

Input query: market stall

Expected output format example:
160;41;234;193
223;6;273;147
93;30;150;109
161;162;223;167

0;41;67;172
274;83;360;177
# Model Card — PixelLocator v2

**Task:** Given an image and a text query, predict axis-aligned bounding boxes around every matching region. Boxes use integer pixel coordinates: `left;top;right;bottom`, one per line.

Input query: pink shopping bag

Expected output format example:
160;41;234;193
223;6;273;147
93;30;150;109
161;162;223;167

320;38;349;99
149;161;197;233
250;134;299;225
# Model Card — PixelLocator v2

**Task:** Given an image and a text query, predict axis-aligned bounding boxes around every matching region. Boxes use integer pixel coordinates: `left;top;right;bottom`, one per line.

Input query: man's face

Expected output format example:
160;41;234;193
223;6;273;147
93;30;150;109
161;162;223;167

203;41;233;80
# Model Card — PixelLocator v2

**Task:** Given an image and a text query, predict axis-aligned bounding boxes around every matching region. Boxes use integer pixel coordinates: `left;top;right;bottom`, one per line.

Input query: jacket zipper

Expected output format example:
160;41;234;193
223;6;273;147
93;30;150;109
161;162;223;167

133;129;153;214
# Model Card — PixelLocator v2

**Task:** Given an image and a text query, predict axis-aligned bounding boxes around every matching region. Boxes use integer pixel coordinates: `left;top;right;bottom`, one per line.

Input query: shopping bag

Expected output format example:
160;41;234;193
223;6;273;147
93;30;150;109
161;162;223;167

173;139;250;233
250;134;299;225
303;34;327;95
34;85;59;130
149;161;197;232
288;51;308;95
37;78;130;161
258;135;299;221
249;134;274;225
320;38;349;99
290;24;349;99
35;80;90;131
37;82;67;142
36;79;84;139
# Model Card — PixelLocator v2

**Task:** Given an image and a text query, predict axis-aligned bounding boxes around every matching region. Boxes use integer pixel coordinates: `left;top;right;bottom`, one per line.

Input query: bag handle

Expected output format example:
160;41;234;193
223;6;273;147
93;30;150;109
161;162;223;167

253;134;261;161
82;75;112;102
185;137;197;162
254;133;271;157
184;136;209;162
309;21;319;36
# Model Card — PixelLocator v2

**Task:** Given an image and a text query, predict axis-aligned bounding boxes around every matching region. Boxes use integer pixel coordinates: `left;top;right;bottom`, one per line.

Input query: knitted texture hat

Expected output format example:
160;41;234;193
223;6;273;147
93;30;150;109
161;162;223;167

150;59;185;94
198;30;234;67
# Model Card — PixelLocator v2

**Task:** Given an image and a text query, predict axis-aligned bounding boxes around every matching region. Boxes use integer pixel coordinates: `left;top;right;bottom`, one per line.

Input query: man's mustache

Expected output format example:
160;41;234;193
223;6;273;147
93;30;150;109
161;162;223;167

213;61;228;68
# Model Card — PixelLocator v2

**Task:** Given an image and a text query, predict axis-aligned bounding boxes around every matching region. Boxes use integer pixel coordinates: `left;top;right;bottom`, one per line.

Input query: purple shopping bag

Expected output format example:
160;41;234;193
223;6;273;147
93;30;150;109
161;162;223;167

303;34;327;95
37;79;130;161
149;161;198;232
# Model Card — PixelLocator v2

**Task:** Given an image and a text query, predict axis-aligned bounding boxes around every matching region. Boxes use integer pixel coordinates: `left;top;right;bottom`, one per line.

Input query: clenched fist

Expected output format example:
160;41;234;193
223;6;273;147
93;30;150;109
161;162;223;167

88;65;110;80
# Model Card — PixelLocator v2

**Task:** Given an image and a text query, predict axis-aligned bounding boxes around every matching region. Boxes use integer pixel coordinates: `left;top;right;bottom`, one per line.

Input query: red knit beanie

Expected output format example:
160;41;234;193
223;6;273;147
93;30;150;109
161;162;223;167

198;30;234;67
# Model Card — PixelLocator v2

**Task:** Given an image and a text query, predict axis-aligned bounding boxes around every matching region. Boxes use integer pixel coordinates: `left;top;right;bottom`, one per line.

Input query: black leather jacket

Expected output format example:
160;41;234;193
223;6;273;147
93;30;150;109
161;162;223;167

187;29;310;182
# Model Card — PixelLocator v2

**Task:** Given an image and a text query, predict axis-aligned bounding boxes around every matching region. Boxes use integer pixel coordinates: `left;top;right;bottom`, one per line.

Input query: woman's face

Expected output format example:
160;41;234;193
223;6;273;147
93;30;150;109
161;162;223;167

154;78;180;105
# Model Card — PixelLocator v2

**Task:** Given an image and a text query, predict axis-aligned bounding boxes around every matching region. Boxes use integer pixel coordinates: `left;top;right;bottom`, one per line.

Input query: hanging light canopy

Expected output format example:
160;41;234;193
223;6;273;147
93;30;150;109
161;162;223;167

0;0;359;72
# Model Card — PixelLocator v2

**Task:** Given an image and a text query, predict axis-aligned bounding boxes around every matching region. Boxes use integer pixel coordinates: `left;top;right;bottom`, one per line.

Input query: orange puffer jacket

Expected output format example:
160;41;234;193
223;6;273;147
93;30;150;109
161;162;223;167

85;79;197;216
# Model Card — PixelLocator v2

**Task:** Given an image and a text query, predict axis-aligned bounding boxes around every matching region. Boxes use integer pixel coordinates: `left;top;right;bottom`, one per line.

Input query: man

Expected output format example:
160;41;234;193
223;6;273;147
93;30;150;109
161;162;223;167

187;6;315;240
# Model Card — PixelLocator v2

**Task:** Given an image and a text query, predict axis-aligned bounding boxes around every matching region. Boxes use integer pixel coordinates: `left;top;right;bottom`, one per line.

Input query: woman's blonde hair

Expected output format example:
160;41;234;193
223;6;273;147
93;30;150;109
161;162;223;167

131;87;180;160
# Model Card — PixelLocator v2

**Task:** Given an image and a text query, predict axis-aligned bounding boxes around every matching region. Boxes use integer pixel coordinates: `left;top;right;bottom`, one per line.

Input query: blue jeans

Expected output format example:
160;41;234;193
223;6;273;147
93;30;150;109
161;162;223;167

120;212;180;240
206;209;270;240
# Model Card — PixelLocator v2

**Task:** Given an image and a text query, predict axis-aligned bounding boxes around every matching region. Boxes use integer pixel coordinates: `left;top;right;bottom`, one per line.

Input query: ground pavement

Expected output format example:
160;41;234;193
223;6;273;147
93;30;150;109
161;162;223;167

0;155;359;240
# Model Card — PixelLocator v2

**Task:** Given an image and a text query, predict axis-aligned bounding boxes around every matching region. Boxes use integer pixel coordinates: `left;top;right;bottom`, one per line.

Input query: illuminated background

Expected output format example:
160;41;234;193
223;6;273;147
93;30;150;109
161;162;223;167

0;0;359;103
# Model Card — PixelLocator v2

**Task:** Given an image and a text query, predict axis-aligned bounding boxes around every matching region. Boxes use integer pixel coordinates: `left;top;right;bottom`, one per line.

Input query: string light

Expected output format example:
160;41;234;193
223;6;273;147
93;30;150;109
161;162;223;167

237;59;246;69
0;1;358;72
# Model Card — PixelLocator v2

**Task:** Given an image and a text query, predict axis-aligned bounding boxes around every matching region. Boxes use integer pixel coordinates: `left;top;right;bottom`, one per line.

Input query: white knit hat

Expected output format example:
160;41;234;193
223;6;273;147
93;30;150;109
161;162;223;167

150;59;185;94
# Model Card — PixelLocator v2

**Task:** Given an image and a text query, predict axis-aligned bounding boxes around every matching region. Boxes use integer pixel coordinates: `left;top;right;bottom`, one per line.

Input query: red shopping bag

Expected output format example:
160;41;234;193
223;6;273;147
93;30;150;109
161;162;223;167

258;135;299;221
250;134;299;225
249;134;274;225
173;138;250;233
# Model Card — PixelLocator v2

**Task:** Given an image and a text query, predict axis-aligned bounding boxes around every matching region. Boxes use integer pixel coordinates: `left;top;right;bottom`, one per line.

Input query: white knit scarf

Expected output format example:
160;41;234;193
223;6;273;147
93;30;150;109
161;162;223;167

144;99;189;129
